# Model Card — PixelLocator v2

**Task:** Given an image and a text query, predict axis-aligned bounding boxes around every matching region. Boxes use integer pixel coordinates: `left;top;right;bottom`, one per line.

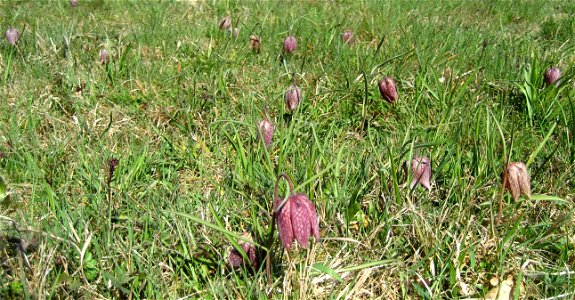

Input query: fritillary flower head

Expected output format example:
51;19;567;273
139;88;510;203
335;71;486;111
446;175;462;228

227;233;258;269
504;162;531;201
378;76;398;103
410;156;431;191
273;173;320;250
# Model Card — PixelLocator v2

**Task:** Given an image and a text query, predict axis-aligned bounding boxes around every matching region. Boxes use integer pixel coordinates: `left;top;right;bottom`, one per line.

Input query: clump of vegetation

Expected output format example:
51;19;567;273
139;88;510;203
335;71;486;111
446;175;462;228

0;1;573;299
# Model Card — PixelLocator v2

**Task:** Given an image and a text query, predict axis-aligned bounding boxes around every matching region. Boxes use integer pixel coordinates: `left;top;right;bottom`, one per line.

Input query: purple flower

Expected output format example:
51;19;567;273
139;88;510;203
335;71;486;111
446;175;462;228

283;36;297;53
544;67;561;86
379;77;398;103
273;175;320;250
342;30;354;45
505;162;531;201
284;84;302;112
219;16;231;31
70;0;78;7
5;28;19;46
250;35;260;54
99;49;110;64
258;118;274;148
227;239;258;269
410;156;431;190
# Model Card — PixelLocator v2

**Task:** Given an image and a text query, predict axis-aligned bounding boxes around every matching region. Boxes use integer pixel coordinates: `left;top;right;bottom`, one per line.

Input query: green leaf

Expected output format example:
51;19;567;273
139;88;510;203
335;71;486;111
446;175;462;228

527;194;570;205
311;263;343;283
168;210;263;248
526;122;556;168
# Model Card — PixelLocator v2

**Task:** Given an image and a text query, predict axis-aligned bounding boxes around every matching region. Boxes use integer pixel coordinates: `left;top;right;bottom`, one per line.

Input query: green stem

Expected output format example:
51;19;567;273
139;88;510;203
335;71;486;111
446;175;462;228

266;172;295;295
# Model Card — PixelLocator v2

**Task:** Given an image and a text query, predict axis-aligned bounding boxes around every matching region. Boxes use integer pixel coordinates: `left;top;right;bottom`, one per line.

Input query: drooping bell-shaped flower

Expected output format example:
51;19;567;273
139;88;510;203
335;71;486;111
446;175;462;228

99;49;110;64
342;30;354;45
544;67;561;87
410;156;431;190
283;36;297;54
70;0;78;7
250;35;260;54
219;16;231;31
227;235;258;270
273;174;320;250
5;28;19;46
504;162;531;201
258;117;274;149
379;77;398;103
285;76;302;113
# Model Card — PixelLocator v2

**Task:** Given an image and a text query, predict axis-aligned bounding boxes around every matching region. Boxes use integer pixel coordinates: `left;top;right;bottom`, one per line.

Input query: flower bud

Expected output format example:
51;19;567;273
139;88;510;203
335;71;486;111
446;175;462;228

258;118;274;148
283;36;297;53
219;16;231;31
378;77;398;103
410;156;431;190
250;35;260;54
544;67;561;86
231;27;239;39
342;30;354;45
5;28;19;46
504;162;531;201
70;0;78;7
284;84;302;112
99;49;110;64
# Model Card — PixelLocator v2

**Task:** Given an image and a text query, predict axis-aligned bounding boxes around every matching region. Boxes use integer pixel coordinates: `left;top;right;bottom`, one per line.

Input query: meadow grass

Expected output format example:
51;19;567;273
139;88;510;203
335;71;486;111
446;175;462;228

0;1;574;299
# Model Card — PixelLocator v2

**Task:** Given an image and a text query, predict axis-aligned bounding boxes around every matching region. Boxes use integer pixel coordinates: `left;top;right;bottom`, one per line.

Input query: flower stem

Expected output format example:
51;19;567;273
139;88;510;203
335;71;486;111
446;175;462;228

266;172;295;295
498;164;508;225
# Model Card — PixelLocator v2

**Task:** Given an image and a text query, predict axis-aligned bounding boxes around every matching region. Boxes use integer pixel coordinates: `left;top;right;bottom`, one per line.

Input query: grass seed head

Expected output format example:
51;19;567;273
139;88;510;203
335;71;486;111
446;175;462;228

219;16;231;31
99;49;110;64
283;35;297;53
342;30;354;45
544;67;561;86
5;28;19;46
250;35;260;53
284;84;302;112
505;162;531;201
410;156;432;190
258;118;274;148
379;77;398;103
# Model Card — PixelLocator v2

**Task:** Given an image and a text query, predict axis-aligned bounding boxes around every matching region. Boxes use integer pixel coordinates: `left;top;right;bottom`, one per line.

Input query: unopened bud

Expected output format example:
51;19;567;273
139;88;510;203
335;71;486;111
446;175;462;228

5;28;19;46
283;36;297;54
219;16;231;31
378;77;398;103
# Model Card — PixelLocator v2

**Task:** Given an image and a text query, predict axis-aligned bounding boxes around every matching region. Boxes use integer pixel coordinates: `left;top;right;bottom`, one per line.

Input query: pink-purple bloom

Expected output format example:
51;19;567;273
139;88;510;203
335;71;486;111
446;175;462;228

250;35;260;54
379;77;398;103
273;175;320;250
284;84;302;112
410;156;431;190
544;67;561;86
219;16;231;31
258;118;274;148
99;49;110;64
5;28;19;46
505;162;531;201
342;30;354;45
283;36;297;53
227;240;258;269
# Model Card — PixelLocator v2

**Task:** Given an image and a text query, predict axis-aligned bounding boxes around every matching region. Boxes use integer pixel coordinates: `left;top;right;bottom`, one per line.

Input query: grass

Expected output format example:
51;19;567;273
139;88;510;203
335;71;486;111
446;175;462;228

0;0;574;299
